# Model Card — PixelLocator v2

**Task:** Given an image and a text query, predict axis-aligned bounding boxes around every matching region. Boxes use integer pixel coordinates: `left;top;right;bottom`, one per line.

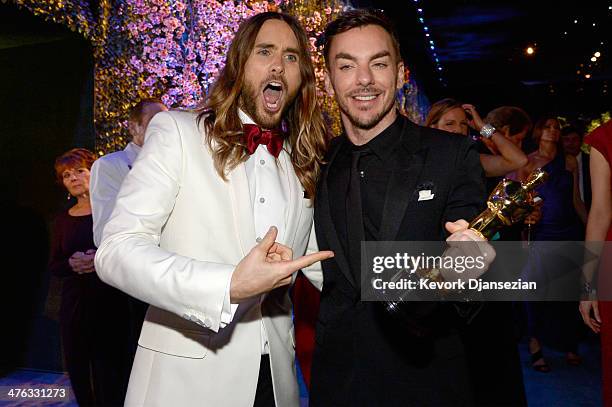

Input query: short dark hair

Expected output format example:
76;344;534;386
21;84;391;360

128;98;164;124
484;106;532;137
322;8;401;68
561;125;582;139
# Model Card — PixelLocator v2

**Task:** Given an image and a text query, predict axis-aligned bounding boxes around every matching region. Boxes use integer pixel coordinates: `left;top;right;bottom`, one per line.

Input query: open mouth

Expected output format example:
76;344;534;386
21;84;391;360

262;81;284;113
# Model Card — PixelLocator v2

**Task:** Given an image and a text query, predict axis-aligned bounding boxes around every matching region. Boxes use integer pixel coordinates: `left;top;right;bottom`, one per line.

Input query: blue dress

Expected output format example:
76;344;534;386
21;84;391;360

525;152;585;352
532;152;583;241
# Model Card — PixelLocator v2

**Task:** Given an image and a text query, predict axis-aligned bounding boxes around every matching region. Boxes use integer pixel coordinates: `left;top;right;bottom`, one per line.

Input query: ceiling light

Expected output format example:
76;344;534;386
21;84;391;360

591;57;598;62
585;74;591;79
595;51;601;57
526;46;535;55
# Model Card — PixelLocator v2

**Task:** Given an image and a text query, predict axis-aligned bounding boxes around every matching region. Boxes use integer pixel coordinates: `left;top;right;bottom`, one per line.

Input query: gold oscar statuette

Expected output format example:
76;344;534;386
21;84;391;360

382;169;549;319
468;168;548;241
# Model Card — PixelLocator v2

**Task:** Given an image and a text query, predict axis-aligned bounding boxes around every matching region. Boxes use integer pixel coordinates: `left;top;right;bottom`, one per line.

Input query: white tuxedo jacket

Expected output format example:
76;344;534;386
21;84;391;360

90;142;141;247
95;110;321;407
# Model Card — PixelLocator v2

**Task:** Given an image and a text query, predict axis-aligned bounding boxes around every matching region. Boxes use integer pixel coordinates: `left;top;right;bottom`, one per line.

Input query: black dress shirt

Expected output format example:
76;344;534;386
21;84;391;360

328;115;404;256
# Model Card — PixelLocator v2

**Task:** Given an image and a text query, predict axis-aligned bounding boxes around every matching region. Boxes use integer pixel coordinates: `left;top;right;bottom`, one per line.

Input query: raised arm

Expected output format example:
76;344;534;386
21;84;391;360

463;104;528;177
479;128;528;177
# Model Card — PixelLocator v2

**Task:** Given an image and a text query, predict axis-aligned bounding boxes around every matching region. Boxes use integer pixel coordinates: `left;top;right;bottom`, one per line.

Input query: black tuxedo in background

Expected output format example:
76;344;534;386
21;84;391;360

310;115;487;407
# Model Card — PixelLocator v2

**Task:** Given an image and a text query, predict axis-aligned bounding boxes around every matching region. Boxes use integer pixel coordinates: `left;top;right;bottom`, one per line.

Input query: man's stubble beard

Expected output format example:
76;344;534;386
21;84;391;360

335;87;397;131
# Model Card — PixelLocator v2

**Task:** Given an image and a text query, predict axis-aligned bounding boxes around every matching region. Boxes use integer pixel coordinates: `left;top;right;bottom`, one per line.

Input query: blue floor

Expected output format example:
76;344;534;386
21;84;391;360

1;337;602;407
0;369;76;406
519;336;602;407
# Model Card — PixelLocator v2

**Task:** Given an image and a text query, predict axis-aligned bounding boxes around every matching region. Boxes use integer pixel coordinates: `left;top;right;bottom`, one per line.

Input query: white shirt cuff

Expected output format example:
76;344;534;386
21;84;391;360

220;271;239;327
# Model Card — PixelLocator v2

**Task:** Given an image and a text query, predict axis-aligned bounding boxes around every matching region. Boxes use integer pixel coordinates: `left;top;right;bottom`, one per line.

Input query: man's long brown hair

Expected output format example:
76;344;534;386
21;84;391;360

197;12;329;201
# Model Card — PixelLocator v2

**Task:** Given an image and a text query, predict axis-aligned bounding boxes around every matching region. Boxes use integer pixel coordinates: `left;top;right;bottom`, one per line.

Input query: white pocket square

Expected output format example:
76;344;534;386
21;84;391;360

418;190;435;201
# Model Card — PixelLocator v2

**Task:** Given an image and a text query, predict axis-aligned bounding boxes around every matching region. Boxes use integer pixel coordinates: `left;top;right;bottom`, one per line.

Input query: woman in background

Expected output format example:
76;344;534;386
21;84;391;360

579;120;612;406
49;148;130;406
518;116;586;372
425;98;528;176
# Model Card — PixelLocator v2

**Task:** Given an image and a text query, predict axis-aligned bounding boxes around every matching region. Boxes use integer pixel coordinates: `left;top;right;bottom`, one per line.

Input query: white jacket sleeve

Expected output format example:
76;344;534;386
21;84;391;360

90;157;124;248
94;112;235;332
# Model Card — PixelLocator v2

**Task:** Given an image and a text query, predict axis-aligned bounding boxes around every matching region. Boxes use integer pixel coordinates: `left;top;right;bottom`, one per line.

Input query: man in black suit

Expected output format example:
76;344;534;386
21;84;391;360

562;125;591;211
309;9;493;407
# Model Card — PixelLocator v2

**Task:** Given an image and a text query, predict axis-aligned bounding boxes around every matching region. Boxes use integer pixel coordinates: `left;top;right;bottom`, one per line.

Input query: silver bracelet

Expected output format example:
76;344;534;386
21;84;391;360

480;123;496;139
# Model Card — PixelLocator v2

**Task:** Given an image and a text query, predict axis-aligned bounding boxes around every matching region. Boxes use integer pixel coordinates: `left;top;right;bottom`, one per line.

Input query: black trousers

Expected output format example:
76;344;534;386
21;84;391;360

61;302;130;406
253;355;276;407
60;281;133;406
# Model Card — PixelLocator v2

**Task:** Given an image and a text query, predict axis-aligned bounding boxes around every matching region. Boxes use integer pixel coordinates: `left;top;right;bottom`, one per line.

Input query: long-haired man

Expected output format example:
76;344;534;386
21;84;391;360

95;12;332;407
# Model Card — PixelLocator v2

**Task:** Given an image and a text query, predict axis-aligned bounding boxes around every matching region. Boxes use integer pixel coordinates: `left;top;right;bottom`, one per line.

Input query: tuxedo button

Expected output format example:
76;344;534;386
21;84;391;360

260;159;265;165
259;197;265;203
256;237;262;243
359;170;365;178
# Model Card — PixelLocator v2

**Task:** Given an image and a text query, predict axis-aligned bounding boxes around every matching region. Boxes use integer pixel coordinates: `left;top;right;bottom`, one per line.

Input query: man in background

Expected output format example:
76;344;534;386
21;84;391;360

89;98;167;402
90;98;167;247
562;125;591;210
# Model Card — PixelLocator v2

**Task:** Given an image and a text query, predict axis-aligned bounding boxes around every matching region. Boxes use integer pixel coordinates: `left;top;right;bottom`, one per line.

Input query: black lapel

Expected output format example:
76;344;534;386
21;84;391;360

379;120;429;241
316;137;357;288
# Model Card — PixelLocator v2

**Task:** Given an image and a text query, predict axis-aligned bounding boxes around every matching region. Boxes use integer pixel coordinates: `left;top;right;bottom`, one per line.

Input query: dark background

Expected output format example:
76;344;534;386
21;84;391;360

361;0;611;124
1;3;94;372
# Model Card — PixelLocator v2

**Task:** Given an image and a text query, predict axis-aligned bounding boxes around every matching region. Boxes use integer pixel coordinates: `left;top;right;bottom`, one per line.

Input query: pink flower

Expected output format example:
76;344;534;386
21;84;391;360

163;17;179;31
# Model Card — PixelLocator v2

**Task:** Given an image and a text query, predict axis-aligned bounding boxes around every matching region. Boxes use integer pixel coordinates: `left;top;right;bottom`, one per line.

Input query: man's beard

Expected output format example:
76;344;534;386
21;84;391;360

336;86;396;130
240;77;295;129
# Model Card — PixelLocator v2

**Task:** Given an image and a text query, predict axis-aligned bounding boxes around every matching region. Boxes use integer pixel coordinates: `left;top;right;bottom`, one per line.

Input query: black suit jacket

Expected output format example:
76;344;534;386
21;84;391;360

310;117;486;406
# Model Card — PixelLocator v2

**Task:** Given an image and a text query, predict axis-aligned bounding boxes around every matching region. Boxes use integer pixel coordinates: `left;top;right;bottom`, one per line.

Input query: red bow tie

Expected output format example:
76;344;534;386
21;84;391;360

243;124;285;158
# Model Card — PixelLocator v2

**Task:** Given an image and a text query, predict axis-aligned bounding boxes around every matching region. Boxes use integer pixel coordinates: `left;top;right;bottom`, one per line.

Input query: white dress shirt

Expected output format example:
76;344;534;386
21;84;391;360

90;142;142;247
220;110;289;354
